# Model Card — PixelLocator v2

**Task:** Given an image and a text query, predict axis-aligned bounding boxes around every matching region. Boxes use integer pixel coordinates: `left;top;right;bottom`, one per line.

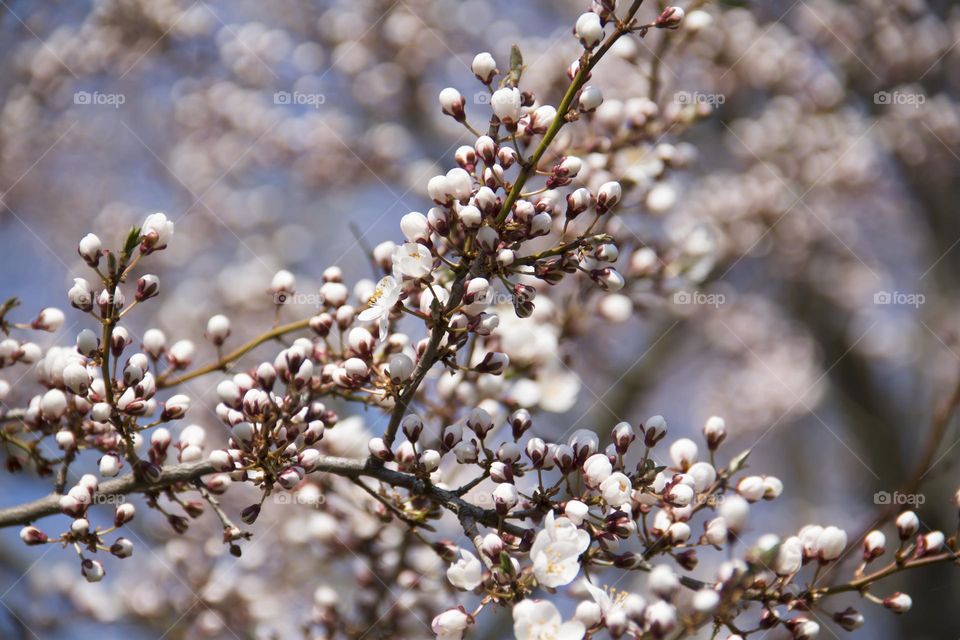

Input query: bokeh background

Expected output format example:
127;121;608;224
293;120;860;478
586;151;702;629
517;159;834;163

1;0;959;638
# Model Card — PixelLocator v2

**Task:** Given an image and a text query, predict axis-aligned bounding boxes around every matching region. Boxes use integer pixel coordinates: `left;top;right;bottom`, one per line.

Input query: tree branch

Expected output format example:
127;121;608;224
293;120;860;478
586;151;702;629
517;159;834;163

0;455;527;537
158;317;312;388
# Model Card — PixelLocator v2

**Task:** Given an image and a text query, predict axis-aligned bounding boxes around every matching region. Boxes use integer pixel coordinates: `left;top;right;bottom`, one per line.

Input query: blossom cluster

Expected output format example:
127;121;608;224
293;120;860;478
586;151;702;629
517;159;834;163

0;2;957;639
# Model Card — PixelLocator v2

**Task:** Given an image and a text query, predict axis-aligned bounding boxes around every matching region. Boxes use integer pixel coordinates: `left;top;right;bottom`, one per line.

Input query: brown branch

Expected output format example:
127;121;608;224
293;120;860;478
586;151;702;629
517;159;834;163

381;263;478;447
814;551;958;596
158;317;312;388
843;370;960;557
0;455;527;537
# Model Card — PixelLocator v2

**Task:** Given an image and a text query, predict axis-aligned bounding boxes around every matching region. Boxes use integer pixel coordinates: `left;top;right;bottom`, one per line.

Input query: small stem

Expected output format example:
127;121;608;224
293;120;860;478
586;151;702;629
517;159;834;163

158;317;312;388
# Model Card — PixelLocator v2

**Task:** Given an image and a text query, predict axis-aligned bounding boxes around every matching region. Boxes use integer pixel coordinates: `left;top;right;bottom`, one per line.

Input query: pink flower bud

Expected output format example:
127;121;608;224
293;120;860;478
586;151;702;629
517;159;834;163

583;453;613;487
787;618;819;640
489;461;512;484
574;12;604;48
142;328;166;358
209;449;234;472
400;211;430;243
655;6;685;30
278;466;304;490
401;414;424;442
81;558;105;582
816;526;847;561
431;608;471;637
115;503;136;526
205;314;231;346
471;52;498;84
480;533;503;559
110;537;134;558
466;408;494;437
241;504;261;524
474;351;508;375
167;340;195;369
271;269;295;297
833;607;864;631
33;307;65;332
439;88;466;121
737;476;765;502
509;409;532;440
579;85;604;112
140;212;174;253
69;278;95;312
883;592;912;613
76;329;99;357
525;437;547;467
917;530;944;556
63;363;91;396
161;394;191;421
19;526;48;546
552;444;575;472
613;422;635;454
490;87;522;128
896;511;919;540
368;437;393;461
719;495;749;532
497;443;521;464
565;187;594;220
596;181;621;213
135;274;160;301
492;483;518;514
78;233;102;267
864;530;885;560
643;415;668;447
421;449;441;472
454;441;477;463
99;453;121;477
41;389;68;420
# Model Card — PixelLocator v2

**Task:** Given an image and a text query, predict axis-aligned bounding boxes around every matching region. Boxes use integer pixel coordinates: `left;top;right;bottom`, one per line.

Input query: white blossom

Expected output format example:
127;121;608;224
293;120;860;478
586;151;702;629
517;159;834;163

446;548;482;591
393;243;434;280
599;472;632;506
491;87;522;127
512;599;584;640
357;276;400;339
530;511;590;588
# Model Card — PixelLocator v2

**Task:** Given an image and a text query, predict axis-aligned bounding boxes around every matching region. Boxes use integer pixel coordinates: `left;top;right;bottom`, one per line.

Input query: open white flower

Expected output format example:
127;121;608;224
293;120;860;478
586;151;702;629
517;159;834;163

357;276;400;340
530;511;590;588
775;536;803;575
432;608;470;640
582;578;644;634
446;548;482;591
599;472;632;506
513;599;585;640
393;242;434;280
140;212;174;250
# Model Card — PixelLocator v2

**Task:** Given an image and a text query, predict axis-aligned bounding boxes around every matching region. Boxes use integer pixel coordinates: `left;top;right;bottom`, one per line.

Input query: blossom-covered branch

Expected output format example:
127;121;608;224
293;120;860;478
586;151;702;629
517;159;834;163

0;1;957;639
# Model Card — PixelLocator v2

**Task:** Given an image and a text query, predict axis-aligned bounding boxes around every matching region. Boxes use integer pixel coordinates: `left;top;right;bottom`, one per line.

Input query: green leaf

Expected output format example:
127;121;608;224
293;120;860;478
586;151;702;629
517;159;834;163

508;44;524;86
728;449;751;474
124;226;142;256
0;297;20;334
